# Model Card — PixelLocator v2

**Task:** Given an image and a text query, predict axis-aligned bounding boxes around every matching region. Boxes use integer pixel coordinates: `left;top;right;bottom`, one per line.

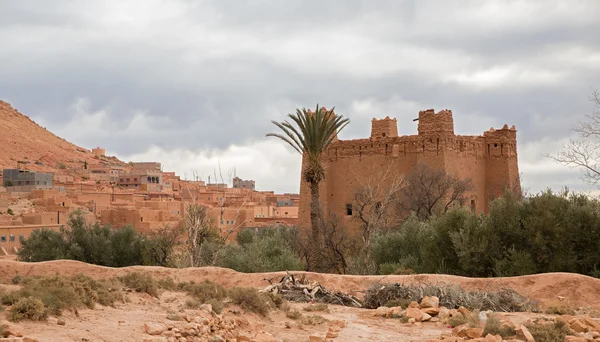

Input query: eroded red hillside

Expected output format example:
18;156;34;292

0;100;126;176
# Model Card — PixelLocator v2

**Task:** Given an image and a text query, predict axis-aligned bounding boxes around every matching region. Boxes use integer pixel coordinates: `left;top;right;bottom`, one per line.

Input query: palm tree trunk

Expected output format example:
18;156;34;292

309;181;322;271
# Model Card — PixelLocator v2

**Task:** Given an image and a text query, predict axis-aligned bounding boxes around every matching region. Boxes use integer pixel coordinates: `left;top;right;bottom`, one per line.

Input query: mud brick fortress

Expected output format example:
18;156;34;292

299;108;521;228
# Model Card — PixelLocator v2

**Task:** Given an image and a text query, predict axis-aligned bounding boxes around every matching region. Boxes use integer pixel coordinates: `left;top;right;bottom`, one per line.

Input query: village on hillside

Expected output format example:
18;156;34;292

0;155;299;255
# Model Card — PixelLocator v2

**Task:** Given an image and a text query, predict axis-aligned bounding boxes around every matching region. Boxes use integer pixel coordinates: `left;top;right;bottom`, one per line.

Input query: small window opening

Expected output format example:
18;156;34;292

382;133;386;137
346;203;353;216
494;143;498;148
470;200;476;212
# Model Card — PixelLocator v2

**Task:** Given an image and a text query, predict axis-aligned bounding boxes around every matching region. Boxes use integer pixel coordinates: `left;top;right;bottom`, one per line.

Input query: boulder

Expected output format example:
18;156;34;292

465;327;483;339
483;334;502;342
374;307;391;317
144;322;165;336
405;308;424;322
452;323;469;338
515;325;534;342
200;304;213;313
422;307;441;316
563;337;586;342
438;307;451;322
389;306;403;317
253;332;276;342
420;296;440;309
570;319;589;333
328;325;342;333
408;301;420;309
457;306;470;318
326;331;338;338
57;318;66;326
422;312;433;322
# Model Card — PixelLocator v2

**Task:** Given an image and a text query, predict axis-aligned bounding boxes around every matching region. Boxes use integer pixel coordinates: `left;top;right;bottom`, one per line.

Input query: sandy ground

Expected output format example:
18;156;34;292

0;260;599;341
1;260;599;309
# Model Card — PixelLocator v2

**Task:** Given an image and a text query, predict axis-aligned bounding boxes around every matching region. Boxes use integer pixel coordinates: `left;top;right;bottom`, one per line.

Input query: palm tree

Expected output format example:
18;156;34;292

266;104;350;271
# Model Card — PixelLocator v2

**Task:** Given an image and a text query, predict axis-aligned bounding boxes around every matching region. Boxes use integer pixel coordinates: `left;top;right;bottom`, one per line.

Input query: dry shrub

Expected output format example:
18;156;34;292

448;310;480;328
183;280;227;303
303;303;329;312
157;277;177;291
228;287;271;316
10;297;47;322
119;272;158;297
166;313;184;321
525;320;574;342
384;298;412;308
544;301;576;315
483;313;516;338
14;274;122;316
300;314;328;325
363;282;538;312
286;309;302;320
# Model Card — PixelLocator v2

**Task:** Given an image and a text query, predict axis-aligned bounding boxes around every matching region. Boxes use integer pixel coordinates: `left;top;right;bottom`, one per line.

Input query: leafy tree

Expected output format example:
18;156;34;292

267;105;349;271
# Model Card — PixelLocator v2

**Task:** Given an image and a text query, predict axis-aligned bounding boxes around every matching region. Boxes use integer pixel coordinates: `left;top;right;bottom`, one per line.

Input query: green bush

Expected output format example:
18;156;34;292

210;228;305;273
17;211;179;268
369;189;600;278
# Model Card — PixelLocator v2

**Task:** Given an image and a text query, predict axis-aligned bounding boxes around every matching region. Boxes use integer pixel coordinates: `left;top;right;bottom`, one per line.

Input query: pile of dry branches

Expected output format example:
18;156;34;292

363;282;539;312
261;271;362;308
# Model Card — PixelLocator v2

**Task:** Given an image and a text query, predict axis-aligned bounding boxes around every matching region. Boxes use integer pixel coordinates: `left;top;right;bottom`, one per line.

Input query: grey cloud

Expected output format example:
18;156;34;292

0;0;599;194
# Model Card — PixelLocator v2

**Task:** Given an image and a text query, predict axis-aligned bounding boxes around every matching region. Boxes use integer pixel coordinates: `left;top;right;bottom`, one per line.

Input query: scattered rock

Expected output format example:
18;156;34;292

420;296;439;309
515;325;534;342
405;308;424;322
57;318;66;326
144;322;166;336
465;327;483;339
308;335;326;342
422;307;441;315
457;306;470;318
375;307;390;317
199;304;212;313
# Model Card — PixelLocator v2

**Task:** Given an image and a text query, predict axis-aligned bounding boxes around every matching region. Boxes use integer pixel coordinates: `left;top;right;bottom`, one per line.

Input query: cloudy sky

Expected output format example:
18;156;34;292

1;0;599;194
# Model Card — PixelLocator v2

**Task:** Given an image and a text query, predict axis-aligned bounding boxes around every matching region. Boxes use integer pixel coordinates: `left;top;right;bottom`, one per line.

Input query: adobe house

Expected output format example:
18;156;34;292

2;169;53;191
298;108;520;229
233;176;256;191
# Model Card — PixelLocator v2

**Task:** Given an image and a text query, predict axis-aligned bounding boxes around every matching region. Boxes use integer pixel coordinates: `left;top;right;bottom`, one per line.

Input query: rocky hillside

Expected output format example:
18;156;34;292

0;100;126;175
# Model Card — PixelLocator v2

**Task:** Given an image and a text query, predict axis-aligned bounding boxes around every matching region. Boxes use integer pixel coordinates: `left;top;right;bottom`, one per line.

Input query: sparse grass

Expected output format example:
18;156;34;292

1;291;20;305
16;274;123;315
157;278;177;291
286;309;303;320
182;280;227;303
209;299;224;314
525;320;574;342
364;283;539;312
448;310;480;328
483;313;516;339
166;313;184;321
300;314;328;325
185;299;202;309
544;302;576;315
228;287;271;316
11;275;22;285
384;299;411;308
7;209;13;216
389;314;409;323
57;162;66;170
303;303;329;312
119;272;158;297
9;297;47;322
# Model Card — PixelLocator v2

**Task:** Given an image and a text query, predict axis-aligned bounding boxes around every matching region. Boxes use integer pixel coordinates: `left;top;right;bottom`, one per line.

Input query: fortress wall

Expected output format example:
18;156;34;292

299;108;520;230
